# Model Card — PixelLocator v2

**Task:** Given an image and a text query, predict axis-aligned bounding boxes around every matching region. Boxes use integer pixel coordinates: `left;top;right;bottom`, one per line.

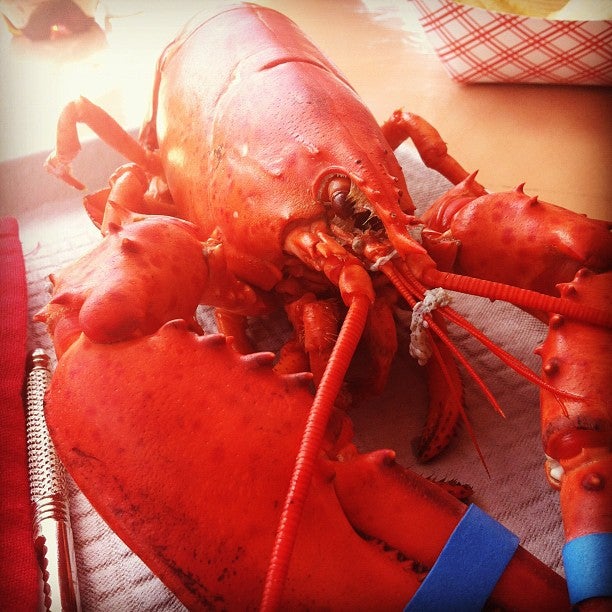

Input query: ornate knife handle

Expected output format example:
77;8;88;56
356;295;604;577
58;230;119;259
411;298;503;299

25;349;81;612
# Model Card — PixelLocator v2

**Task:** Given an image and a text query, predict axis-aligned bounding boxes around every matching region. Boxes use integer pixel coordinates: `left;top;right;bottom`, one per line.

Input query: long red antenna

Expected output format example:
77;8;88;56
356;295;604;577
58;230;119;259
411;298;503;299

424;268;612;328
260;294;371;610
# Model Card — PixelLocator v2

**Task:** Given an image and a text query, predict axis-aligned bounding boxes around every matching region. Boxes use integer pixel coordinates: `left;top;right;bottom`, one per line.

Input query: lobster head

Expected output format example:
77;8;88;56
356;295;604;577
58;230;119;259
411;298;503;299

142;2;427;283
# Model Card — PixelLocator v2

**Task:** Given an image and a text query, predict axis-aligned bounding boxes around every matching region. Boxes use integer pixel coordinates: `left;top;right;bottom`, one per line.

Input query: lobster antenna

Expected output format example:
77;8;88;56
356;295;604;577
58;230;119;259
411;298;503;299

396;261;583;400
261;293;371;610
424;268;612;328
439;303;580;399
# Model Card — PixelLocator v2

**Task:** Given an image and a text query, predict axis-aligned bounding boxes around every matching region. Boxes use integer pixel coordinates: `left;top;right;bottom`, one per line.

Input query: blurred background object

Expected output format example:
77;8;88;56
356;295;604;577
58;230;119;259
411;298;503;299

548;0;612;19
414;0;612;86
454;0;612;19
0;0;108;61
1;0;100;40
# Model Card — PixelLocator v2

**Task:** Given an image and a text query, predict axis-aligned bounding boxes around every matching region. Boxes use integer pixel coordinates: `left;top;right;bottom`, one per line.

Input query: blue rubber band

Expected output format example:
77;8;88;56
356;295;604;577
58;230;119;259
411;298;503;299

404;504;519;611
563;532;612;605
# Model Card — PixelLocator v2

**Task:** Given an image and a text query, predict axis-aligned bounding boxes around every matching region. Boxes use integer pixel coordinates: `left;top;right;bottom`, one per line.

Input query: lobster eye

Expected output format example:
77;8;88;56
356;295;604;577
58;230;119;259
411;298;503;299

322;175;352;217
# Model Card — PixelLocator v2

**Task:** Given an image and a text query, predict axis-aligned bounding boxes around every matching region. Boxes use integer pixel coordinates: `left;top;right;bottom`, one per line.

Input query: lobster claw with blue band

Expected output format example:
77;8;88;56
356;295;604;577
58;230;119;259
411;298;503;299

42;322;568;609
404;504;519;612
536;270;612;609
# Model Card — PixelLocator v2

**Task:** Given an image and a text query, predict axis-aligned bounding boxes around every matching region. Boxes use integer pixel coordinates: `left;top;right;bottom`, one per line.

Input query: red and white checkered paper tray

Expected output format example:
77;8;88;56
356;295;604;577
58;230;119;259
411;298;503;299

413;0;612;85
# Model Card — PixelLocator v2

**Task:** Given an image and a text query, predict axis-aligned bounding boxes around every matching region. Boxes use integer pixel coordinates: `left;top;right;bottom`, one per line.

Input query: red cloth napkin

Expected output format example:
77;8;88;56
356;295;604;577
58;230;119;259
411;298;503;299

0;217;39;610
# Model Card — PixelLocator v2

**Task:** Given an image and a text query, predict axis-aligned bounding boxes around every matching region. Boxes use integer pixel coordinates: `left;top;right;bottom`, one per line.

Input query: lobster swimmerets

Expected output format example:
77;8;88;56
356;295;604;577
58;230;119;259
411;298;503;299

37;3;611;609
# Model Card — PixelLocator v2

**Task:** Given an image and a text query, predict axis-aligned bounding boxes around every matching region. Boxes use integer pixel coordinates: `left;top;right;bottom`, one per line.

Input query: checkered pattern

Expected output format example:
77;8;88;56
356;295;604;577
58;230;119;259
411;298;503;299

413;0;612;85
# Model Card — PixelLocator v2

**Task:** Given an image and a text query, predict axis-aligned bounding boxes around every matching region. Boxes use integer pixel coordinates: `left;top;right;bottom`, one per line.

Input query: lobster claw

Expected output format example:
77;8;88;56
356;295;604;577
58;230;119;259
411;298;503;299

44;321;569;610
538;269;612;607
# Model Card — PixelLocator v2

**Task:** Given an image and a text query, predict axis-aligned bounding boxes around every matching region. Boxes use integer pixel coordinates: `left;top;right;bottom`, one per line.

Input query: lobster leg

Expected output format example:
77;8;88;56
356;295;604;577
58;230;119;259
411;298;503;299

272;294;317;376
83;163;177;229
280;293;399;397
381;110;474;186
44;95;162;190
357;295;399;396
296;296;342;388
213;309;253;354
415;321;465;462
87;164;149;228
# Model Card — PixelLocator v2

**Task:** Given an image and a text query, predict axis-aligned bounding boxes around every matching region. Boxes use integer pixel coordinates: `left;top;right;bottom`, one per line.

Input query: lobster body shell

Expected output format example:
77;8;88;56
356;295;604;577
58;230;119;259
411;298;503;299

145;3;412;290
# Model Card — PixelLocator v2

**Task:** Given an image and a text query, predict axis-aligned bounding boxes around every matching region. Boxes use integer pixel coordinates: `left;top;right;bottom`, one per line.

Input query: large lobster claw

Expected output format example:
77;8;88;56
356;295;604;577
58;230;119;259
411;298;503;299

44;321;569;610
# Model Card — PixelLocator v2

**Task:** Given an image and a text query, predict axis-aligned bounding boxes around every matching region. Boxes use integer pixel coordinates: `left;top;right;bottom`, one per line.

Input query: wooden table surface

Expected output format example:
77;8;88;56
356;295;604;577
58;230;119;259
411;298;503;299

1;0;610;219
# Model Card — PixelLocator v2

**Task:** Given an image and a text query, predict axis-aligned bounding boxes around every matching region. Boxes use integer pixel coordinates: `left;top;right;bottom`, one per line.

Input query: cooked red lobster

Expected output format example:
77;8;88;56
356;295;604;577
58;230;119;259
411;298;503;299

37;3;611;610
